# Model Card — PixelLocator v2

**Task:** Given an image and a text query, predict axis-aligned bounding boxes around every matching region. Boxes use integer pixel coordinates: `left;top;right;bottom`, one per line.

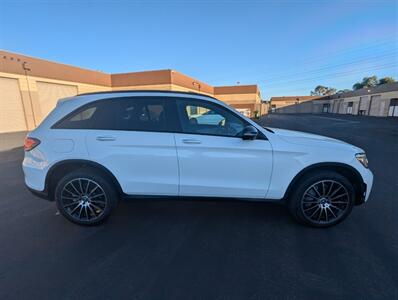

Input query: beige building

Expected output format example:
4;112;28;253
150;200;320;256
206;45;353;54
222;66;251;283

0;50;267;133
214;85;266;117
271;83;398;117
269;96;319;112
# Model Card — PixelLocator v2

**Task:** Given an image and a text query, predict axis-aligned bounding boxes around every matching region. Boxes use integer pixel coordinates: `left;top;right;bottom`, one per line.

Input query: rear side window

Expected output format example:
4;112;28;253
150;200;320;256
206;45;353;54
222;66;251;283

61;107;97;128
54;97;178;132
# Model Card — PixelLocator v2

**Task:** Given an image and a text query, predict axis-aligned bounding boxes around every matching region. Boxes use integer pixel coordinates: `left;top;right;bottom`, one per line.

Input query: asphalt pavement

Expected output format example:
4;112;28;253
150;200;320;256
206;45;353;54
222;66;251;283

0;113;397;299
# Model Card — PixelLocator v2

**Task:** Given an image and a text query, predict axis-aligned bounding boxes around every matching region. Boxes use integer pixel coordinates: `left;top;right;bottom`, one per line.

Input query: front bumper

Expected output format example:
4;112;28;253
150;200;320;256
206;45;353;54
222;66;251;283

357;168;373;204
26;185;50;200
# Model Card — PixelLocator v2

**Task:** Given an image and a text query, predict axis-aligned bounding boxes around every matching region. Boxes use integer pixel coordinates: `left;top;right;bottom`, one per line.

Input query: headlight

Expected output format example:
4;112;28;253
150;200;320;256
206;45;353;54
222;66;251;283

356;153;368;168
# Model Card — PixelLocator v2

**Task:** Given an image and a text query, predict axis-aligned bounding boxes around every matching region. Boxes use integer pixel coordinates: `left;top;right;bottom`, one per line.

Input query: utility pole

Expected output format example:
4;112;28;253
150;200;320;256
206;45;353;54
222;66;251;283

22;61;37;127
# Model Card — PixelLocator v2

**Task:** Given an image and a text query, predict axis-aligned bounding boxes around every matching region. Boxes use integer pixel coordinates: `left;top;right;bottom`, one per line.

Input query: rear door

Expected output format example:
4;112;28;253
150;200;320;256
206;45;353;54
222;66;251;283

174;98;272;199
59;96;180;196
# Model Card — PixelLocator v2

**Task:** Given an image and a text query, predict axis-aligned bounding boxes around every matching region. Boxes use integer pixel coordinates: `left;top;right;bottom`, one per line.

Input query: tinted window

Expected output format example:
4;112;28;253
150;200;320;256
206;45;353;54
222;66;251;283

69;107;97;122
55;97;177;132
55;105;99;129
176;99;245;137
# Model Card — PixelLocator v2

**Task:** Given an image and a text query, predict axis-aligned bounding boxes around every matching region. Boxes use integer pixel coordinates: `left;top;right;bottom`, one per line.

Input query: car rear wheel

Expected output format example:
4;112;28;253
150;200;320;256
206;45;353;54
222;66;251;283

288;171;355;227
54;169;118;225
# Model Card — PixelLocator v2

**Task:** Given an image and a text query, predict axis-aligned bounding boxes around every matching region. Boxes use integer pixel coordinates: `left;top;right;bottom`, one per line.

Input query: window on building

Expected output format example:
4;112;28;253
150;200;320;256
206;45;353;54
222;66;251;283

346;102;353;114
388;99;398;117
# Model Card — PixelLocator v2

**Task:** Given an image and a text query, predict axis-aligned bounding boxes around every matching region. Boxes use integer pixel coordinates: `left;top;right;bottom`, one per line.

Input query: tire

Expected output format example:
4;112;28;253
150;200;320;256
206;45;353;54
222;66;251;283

287;171;355;227
54;169;119;225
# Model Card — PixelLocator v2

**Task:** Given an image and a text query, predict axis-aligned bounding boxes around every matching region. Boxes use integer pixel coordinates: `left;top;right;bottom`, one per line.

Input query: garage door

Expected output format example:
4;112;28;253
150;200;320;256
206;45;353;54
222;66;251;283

368;95;381;116
359;96;369;115
0;77;27;133
36;82;77;122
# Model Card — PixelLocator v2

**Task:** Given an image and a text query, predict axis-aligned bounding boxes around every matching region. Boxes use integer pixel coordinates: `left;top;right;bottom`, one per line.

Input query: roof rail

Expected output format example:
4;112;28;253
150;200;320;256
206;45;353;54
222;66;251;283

77;89;218;100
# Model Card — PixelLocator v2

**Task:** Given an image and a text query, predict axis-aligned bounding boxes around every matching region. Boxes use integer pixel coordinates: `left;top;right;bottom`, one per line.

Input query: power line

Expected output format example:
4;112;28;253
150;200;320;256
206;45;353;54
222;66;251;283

262;63;398;88
243;46;397;83
289;38;397;66
257;51;397;83
211;37;397;82
263;64;398;89
262;66;398;98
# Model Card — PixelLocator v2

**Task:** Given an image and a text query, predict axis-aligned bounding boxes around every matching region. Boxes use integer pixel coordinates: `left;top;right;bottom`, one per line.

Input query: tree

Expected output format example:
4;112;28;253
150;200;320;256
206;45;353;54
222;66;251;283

352;82;363;90
378;77;395;85
311;85;327;95
353;75;378;90
362;76;378;87
327;87;337;95
311;85;336;96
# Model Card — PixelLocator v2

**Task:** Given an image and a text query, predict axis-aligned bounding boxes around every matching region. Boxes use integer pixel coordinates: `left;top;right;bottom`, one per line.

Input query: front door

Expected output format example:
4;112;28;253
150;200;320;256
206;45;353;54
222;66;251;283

174;98;272;199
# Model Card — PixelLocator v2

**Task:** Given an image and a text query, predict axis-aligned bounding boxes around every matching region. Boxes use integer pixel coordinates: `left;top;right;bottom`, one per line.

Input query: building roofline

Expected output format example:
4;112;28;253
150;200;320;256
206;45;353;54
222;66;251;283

0;49;112;86
320;82;398;99
0;50;261;97
0;48;108;74
214;85;259;95
110;68;173;76
269;96;319;101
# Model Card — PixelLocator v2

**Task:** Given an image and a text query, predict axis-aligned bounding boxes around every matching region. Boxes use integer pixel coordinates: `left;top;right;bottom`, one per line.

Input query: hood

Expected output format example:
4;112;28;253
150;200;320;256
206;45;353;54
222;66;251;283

267;127;362;152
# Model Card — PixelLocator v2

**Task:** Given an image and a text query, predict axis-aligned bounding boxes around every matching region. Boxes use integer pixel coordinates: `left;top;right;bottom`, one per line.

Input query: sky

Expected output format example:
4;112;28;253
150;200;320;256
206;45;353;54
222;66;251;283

0;0;397;100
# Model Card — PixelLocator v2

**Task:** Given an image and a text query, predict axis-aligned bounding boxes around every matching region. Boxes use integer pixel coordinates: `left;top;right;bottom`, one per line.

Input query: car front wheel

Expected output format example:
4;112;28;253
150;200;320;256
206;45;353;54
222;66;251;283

288;171;355;227
54;169;118;225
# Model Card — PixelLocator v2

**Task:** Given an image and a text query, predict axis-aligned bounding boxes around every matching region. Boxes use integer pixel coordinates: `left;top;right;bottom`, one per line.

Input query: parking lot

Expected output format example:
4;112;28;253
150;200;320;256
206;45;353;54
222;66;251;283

0;113;397;299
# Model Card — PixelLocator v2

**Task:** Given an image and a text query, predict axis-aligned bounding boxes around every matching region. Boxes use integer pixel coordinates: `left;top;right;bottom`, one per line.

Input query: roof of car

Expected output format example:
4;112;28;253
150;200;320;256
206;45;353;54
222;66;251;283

77;89;218;100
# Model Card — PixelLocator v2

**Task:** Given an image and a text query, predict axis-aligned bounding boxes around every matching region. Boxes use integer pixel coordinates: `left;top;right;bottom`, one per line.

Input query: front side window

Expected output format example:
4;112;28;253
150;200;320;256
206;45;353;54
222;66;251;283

54;97;177;132
176;99;245;137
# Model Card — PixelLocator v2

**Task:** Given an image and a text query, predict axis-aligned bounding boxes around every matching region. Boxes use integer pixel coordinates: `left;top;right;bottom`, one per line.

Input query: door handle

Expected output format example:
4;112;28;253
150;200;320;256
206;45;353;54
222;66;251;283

96;136;116;141
182;138;201;144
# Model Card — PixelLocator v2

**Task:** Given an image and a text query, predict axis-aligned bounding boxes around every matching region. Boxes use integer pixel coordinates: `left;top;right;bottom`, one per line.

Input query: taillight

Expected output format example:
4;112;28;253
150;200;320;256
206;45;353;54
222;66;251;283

24;137;41;151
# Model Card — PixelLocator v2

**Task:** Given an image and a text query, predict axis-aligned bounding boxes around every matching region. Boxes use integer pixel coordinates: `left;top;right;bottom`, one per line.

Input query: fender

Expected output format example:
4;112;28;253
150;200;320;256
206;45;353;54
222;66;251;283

45;159;124;199
283;162;365;204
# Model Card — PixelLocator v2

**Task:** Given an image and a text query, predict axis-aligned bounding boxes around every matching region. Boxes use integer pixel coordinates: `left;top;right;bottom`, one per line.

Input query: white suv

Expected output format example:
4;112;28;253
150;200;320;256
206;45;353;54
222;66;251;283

23;91;373;227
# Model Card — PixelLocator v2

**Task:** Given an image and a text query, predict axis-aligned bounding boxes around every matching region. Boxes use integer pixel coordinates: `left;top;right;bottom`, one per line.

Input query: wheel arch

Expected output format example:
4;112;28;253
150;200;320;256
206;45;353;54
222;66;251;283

45;159;124;200
283;162;366;205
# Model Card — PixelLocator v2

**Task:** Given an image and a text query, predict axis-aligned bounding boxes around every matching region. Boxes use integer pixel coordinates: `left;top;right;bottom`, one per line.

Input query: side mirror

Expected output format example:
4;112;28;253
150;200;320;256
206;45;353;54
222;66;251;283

242;125;258;140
